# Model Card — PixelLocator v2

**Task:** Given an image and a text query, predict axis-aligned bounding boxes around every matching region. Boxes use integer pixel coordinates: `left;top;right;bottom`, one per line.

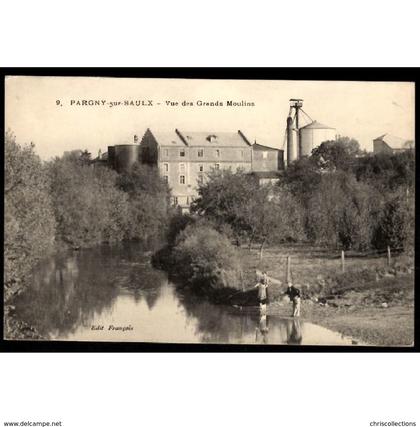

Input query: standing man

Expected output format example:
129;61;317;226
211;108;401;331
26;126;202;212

285;282;301;317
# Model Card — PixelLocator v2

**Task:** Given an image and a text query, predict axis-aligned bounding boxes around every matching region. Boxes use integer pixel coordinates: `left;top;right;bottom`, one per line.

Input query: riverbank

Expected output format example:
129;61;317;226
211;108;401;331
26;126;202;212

238;244;415;346
262;301;414;346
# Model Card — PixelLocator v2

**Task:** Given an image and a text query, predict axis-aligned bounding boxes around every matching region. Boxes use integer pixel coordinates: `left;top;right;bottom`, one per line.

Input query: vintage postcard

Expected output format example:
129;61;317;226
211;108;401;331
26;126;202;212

4;75;415;347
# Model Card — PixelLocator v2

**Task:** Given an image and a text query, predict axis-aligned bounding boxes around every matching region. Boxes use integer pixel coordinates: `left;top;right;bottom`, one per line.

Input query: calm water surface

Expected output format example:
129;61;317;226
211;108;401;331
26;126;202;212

14;243;356;345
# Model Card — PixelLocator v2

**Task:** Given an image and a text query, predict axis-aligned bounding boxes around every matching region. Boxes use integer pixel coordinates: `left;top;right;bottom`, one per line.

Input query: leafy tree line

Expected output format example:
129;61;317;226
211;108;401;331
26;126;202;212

190;169;304;256
5;133;56;303
5;133;171;304
283;138;415;251
188;137;414;253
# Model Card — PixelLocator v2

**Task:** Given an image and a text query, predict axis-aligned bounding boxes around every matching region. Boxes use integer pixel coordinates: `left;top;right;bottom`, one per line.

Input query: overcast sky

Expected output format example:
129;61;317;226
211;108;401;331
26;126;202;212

5;76;415;160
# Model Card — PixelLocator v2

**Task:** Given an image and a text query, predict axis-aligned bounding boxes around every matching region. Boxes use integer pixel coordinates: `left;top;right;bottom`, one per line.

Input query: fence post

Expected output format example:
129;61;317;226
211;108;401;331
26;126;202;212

387;246;391;267
286;256;291;284
341;250;345;273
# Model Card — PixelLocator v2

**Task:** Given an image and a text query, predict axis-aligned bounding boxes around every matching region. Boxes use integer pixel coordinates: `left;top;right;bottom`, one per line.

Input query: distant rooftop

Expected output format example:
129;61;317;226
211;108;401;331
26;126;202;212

374;133;414;150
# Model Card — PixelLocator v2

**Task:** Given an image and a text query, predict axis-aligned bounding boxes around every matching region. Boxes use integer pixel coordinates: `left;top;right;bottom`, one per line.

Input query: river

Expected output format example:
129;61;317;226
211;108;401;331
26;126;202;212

13;242;357;345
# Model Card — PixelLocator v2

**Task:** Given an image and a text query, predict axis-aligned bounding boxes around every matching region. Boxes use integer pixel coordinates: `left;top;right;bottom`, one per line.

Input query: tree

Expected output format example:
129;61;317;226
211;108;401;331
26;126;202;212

311;137;361;171
116;162;171;244
172;223;243;290
354;150;415;191
307;171;380;250
117;162;169;197
48;152;130;247
191;169;260;243
281;156;321;204
5;132;56;302
372;189;414;250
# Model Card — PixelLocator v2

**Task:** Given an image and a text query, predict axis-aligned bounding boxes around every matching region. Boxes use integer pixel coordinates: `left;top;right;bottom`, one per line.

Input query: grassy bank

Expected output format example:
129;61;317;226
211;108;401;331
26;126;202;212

238;243;415;346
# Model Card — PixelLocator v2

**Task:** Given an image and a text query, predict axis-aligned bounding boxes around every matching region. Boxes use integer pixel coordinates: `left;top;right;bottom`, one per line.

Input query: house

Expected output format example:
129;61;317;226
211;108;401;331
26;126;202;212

140;128;253;210
373;134;414;154
251;142;284;172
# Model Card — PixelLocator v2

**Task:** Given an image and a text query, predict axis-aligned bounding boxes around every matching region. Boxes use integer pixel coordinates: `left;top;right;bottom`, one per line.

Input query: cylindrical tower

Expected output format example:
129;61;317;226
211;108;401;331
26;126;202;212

299;121;336;157
286;116;296;166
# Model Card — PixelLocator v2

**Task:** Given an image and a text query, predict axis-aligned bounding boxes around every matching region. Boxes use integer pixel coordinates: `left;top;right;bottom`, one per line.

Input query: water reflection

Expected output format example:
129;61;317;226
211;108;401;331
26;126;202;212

14;243;357;345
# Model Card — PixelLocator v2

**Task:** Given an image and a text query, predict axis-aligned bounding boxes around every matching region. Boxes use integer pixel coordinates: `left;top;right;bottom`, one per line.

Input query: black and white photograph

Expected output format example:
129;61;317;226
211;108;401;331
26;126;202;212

1;0;420;422
4;75;415;347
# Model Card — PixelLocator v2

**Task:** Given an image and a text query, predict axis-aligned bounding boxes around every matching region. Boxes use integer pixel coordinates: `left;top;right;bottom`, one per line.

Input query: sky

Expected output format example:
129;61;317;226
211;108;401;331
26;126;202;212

5;76;415;160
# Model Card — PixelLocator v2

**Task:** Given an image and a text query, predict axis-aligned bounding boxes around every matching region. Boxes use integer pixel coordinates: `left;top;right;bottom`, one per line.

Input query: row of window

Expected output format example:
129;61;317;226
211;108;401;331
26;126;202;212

163;163;219;173
163;172;208;185
170;196;196;206
162;148;246;158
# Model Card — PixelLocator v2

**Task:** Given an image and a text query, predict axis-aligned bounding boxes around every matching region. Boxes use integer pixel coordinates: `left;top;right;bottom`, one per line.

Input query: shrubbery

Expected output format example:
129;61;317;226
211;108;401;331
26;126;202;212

172;222;243;291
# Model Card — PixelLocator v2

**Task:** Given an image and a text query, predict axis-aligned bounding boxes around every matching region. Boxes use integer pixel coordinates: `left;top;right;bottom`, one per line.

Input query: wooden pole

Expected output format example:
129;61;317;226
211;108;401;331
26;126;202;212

341;250;345;273
286;256;291;283
387;246;391;267
240;270;245;292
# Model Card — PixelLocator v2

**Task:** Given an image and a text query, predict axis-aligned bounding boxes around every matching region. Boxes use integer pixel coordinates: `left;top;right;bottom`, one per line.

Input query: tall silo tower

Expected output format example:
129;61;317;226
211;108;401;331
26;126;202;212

299;121;336;157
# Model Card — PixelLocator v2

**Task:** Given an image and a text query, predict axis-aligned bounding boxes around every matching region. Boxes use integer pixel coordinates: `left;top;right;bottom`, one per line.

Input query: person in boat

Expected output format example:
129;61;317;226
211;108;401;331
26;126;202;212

285;282;301;317
254;276;269;314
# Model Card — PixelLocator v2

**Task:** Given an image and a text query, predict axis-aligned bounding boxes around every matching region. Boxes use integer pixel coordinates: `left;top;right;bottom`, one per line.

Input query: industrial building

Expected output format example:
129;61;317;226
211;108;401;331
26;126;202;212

285;99;336;165
140;129;254;209
101;128;284;211
373;134;414;154
97;99;342;210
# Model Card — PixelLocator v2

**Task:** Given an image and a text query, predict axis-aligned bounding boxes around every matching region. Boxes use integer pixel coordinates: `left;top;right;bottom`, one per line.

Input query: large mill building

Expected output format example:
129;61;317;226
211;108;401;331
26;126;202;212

105;129;284;211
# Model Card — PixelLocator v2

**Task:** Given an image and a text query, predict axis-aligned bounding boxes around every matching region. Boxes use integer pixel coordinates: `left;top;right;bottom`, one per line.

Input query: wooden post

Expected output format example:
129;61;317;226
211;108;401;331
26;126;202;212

387;246;391;267
341;250;345;273
286;256;291;283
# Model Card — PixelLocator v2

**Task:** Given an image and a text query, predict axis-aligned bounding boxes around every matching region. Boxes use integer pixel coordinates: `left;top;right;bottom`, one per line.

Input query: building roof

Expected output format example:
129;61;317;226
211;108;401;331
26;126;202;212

147;129;187;147
252;142;283;152
146;128;252;147
374;133;414;150
177;130;252;147
300;120;335;130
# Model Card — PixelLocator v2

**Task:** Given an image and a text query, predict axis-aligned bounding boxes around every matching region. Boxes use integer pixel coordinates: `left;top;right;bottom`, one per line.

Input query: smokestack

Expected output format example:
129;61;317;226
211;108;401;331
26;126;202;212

286;116;295;167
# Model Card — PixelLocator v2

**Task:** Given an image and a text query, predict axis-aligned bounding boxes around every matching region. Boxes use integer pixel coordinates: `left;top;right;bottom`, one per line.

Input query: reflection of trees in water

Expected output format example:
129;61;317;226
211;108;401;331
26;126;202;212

14;243;167;338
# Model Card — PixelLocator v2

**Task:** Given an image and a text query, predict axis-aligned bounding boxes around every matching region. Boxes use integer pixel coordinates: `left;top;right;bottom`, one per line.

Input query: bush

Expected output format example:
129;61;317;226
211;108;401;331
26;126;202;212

172;224;243;291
